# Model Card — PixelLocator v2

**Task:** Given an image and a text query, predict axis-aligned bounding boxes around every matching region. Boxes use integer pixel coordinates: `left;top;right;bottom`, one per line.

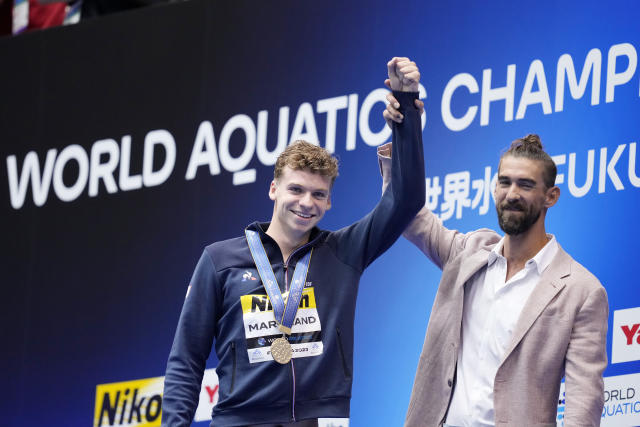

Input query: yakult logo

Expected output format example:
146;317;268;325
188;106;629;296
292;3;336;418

612;307;640;363
193;369;220;422
622;324;640;345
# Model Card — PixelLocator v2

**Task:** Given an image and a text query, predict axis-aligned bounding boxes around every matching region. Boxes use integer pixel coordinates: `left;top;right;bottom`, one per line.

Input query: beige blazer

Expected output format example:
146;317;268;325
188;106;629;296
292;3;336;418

378;147;608;427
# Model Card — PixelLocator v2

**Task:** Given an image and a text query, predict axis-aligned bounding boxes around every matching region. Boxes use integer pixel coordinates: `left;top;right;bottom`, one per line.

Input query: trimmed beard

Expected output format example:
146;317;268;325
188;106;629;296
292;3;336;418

496;201;541;235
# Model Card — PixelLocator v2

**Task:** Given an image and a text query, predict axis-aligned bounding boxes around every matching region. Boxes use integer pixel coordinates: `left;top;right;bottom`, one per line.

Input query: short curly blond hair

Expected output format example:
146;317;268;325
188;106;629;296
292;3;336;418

274;140;339;185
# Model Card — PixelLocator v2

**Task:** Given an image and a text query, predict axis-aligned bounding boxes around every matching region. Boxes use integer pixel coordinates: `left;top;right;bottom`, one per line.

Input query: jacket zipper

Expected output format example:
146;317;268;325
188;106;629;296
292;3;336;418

282;242;313;422
230;342;237;394
283;261;296;422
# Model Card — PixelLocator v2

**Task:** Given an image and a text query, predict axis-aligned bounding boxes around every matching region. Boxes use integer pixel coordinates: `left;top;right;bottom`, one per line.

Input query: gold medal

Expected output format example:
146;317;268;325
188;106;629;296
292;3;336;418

271;337;292;364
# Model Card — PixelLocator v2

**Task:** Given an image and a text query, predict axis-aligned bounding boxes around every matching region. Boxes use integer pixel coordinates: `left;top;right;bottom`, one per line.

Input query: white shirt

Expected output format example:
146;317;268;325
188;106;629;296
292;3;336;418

445;235;558;427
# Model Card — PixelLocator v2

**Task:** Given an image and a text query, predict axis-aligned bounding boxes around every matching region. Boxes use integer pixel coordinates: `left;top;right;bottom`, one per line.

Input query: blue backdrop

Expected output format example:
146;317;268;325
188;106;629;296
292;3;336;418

1;0;639;425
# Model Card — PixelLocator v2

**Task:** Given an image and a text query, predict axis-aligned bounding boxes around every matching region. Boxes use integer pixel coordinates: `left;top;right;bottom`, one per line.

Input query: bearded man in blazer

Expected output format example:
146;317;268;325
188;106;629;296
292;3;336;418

379;101;608;427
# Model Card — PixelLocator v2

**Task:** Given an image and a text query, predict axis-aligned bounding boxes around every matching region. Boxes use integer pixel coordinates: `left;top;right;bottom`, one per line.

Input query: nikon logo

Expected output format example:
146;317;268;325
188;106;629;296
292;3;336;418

94;376;164;427
250;294;310;312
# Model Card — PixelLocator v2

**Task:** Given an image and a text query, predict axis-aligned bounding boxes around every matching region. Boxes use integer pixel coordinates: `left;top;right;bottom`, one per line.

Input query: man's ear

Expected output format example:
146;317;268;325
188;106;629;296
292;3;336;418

545;186;560;208
326;196;332;211
269;180;277;201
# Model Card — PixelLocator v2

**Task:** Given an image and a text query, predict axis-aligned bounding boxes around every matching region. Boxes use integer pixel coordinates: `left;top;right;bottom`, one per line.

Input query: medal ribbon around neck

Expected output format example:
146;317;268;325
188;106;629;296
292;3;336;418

245;229;312;335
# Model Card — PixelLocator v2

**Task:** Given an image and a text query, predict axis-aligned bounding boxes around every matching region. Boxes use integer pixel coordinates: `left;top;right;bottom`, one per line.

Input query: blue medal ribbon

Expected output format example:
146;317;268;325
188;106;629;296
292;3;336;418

245;229;312;335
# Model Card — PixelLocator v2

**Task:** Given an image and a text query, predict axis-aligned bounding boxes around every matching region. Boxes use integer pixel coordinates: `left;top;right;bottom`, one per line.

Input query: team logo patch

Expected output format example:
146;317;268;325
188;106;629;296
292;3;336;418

242;270;258;282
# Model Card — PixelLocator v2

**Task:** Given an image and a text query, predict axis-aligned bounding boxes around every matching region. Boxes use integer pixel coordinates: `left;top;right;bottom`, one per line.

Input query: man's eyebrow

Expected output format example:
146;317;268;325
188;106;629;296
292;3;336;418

497;175;537;185
288;183;329;192
517;178;537;185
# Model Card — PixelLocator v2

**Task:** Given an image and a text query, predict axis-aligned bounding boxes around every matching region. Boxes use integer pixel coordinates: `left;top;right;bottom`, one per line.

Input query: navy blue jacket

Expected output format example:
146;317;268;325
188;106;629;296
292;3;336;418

162;91;425;426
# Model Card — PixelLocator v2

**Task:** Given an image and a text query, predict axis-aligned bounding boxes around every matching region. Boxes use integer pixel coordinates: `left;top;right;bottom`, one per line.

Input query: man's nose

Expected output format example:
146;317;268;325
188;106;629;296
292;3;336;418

299;192;313;208
506;184;521;201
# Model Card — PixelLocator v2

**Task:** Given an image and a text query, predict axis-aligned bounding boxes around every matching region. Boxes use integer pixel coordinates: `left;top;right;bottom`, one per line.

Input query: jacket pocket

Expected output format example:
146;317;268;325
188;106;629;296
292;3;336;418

336;328;351;379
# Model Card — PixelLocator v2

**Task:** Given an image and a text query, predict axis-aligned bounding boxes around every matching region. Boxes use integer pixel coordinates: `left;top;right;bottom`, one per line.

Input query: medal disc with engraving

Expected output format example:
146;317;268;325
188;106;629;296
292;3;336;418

271;337;292;364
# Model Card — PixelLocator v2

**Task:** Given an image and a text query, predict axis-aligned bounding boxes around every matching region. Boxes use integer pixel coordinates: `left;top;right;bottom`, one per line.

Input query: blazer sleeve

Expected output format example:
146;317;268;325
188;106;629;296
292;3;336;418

161;250;220;426
563;284;609;426
402;206;466;269
378;149;489;269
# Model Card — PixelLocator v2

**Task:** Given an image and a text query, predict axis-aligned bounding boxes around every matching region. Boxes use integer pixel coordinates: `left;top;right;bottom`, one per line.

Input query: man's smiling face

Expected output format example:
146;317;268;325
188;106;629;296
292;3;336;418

494;155;549;236
269;166;332;241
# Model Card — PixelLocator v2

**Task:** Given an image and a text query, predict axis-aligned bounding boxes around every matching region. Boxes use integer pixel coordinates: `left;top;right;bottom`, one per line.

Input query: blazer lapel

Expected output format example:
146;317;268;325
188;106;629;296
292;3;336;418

500;246;572;363
455;248;492;289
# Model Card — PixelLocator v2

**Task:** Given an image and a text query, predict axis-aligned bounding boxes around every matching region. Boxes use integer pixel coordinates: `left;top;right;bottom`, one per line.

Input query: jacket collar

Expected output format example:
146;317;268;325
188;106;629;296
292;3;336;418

455;247;494;290
487;235;559;276
245;221;326;264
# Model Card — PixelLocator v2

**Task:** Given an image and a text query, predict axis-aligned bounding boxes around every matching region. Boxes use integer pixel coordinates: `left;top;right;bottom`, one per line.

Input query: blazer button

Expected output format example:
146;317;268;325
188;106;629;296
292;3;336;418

447;379;452;387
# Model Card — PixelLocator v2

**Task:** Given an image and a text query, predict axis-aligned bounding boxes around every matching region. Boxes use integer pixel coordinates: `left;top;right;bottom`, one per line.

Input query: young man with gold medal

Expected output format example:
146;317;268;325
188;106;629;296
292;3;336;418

162;57;425;426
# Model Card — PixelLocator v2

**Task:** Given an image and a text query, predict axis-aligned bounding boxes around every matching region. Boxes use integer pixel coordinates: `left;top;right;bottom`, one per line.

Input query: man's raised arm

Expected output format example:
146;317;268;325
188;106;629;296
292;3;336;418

377;86;489;269
332;57;425;270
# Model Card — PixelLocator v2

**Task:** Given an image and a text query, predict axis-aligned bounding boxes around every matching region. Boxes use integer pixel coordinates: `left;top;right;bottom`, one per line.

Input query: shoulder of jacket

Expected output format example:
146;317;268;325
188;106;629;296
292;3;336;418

204;235;248;269
462;228;501;251
564;255;606;294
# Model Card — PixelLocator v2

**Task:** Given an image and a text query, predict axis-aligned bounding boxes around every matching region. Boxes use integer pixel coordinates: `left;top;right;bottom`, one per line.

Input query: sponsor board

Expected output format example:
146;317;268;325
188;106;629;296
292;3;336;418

94;368;349;425
240;287;323;363
557;373;640;426
194;369;220;422
94;368;219;426
94;376;163;427
612;307;640;364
